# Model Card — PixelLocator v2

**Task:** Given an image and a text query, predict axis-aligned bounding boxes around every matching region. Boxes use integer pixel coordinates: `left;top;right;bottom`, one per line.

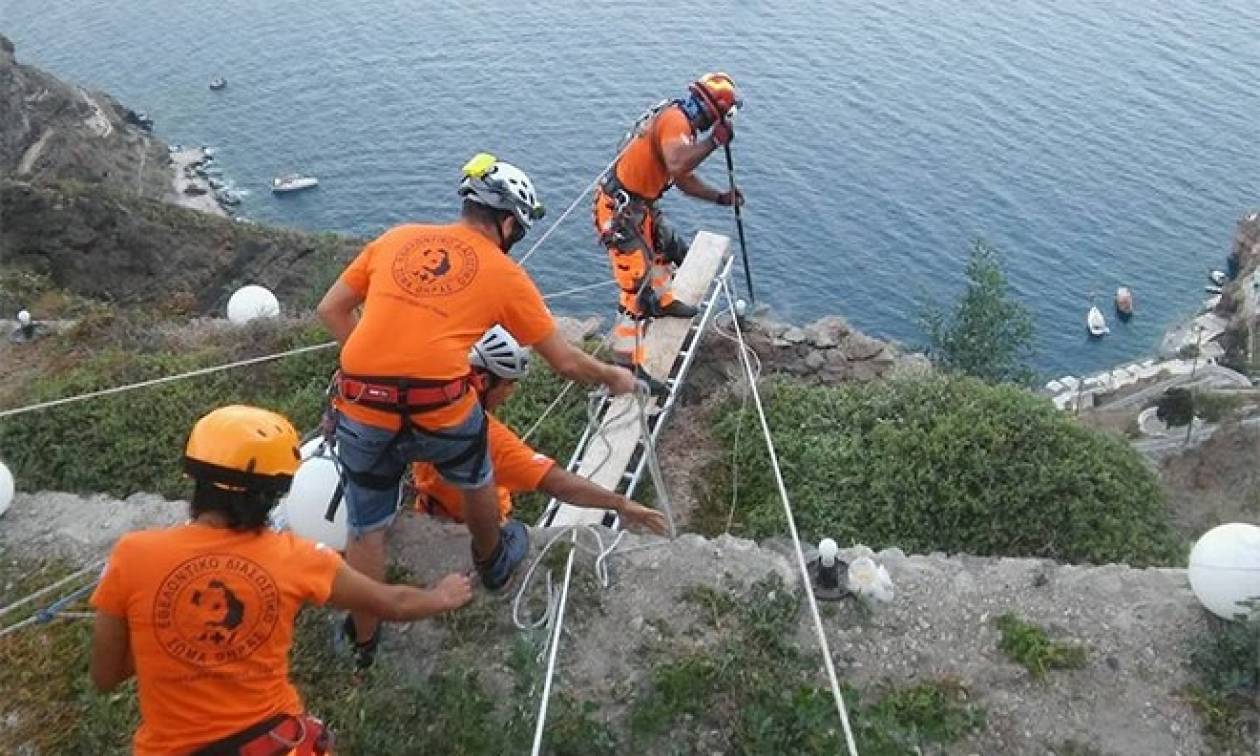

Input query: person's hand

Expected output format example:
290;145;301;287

432;572;474;610
715;188;745;207
617;499;668;536
605;365;637;396
711;120;734;147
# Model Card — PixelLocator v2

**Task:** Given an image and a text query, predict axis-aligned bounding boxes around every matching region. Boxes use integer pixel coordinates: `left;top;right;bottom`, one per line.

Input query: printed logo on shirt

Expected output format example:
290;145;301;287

392;234;479;298
152;554;281;669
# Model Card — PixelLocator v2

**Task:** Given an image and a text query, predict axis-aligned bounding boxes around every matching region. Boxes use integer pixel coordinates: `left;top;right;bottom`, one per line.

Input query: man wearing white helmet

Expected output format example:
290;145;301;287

317;153;636;668
412;327;668;535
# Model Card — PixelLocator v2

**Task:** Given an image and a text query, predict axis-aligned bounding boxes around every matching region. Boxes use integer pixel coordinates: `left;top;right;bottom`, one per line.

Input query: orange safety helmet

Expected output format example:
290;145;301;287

183;405;302;494
689;72;741;121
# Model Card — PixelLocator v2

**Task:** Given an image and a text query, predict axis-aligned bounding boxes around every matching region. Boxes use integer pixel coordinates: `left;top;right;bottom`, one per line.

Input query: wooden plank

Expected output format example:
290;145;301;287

549;231;731;527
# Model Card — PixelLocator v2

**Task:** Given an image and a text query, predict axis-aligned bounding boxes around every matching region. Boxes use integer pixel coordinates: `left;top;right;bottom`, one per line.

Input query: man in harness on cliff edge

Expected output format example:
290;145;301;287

594;72;744;395
317;154;636;668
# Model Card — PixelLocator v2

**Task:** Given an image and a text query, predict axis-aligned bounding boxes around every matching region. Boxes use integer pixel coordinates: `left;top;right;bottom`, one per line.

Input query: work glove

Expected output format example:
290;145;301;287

711;120;734;147
715;188;745;207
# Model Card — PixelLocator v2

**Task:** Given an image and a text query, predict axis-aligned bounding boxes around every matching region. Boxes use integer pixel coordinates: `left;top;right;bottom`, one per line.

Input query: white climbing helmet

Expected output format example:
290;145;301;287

458;152;546;229
469;325;530;381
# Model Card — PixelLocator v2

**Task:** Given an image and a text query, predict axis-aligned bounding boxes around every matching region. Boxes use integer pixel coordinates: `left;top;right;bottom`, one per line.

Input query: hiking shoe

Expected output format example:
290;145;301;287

338;614;381;670
634;367;671;401
660;300;698;319
476;519;530;592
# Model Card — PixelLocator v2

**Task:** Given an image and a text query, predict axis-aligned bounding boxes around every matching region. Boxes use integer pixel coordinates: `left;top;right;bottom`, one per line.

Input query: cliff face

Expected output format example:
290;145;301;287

1215;212;1260;367
0;36;367;314
0;34;170;199
0;180;361;312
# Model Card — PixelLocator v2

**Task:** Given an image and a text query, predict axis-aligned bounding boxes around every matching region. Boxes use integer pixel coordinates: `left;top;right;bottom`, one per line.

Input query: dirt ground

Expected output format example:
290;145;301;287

0;492;1219;755
1160;421;1260;538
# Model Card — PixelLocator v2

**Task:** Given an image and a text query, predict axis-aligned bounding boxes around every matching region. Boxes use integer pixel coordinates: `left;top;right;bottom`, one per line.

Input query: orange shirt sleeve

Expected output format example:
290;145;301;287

497;262;556;347
655;107;694;150
488;417;555;493
339;239;377;296
284;534;343;606
90;536;132;617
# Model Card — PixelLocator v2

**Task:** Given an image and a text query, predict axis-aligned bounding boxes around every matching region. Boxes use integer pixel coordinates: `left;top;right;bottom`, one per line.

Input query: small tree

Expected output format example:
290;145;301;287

919;240;1035;385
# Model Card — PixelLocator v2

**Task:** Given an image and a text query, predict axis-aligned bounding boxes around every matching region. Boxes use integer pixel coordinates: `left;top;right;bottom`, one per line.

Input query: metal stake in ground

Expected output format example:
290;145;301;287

722;142;757;305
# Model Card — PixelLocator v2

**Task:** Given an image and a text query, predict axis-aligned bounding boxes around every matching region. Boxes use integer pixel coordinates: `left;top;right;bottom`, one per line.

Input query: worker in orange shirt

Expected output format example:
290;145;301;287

594;72;744;395
89;405;473;755
412;326;668;535
316;154;636;668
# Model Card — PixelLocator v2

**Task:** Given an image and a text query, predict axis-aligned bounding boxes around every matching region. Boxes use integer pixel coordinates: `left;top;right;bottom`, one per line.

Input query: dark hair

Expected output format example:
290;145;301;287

189;480;280;532
460;198;512;226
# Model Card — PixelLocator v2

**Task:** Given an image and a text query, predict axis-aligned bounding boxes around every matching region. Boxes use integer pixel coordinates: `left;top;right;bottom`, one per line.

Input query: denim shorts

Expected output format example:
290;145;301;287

334;404;493;537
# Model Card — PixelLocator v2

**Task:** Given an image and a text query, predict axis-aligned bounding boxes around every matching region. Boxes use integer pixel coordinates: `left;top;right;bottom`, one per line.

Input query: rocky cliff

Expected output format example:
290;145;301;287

0;34;170;198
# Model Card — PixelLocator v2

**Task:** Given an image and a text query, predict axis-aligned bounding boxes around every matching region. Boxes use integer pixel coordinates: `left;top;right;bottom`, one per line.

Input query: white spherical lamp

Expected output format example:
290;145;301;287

278;440;347;550
1188;523;1260;620
226;285;280;325
0;460;13;518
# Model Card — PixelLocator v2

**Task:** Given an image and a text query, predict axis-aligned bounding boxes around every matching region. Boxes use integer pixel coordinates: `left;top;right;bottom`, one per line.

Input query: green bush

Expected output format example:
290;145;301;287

919;240;1035;385
0;319;586;508
697;375;1183;566
1184;613;1260;752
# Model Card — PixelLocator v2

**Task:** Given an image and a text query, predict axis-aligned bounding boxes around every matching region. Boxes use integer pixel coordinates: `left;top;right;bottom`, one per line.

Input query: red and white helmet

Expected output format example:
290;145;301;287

689;72;742;121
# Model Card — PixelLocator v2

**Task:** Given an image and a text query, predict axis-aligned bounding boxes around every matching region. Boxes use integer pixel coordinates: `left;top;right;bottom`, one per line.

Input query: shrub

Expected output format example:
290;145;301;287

697;375;1184;566
1184;613;1260;752
918;240;1035;385
0;320;585;507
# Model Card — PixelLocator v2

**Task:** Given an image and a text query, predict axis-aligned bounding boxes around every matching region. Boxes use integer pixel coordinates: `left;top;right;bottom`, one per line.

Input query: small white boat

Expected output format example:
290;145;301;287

1209;270;1227;286
209;77;227;91
271;174;319;193
1114;287;1134;318
1087;305;1110;338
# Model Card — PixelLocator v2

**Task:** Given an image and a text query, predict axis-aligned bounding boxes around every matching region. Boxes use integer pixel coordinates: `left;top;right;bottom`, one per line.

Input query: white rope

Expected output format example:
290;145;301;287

529;529;576;756
0;560;103;619
542;280;615;301
0;343;338;420
713;307;758;533
517;143;632;268
719;275;861;756
633;389;677;540
0;274;614;423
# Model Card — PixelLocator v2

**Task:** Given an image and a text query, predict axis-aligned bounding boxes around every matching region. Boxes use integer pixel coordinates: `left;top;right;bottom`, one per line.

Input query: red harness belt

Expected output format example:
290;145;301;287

335;372;471;413
193;714;332;756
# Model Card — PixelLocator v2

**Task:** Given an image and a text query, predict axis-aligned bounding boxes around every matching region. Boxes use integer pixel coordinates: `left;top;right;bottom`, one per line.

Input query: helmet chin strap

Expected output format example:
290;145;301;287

494;215;526;253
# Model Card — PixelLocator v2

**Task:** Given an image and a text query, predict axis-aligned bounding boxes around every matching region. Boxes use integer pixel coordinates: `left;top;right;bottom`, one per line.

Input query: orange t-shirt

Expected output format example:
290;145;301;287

614;105;695;201
413;415;556;522
90;524;342;756
335;223;556;430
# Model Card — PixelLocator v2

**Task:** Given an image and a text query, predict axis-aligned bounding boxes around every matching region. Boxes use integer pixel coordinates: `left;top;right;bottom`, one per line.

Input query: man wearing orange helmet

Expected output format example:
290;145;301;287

89;405;473;756
594;72;744;394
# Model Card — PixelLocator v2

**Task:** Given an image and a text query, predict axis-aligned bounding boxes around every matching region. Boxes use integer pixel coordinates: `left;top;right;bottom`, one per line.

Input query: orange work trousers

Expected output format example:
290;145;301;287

593;187;688;366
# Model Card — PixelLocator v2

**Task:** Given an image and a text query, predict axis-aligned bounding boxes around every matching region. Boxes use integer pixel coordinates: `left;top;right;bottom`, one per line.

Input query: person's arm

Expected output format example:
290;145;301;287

89;612;135;692
662;133;719;179
533;331;636;395
674;172;725;203
325;562;472;621
316;281;365;346
538;466;668;536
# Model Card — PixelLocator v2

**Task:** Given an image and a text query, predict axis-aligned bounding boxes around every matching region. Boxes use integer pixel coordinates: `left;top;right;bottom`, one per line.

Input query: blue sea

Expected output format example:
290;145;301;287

4;0;1259;376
